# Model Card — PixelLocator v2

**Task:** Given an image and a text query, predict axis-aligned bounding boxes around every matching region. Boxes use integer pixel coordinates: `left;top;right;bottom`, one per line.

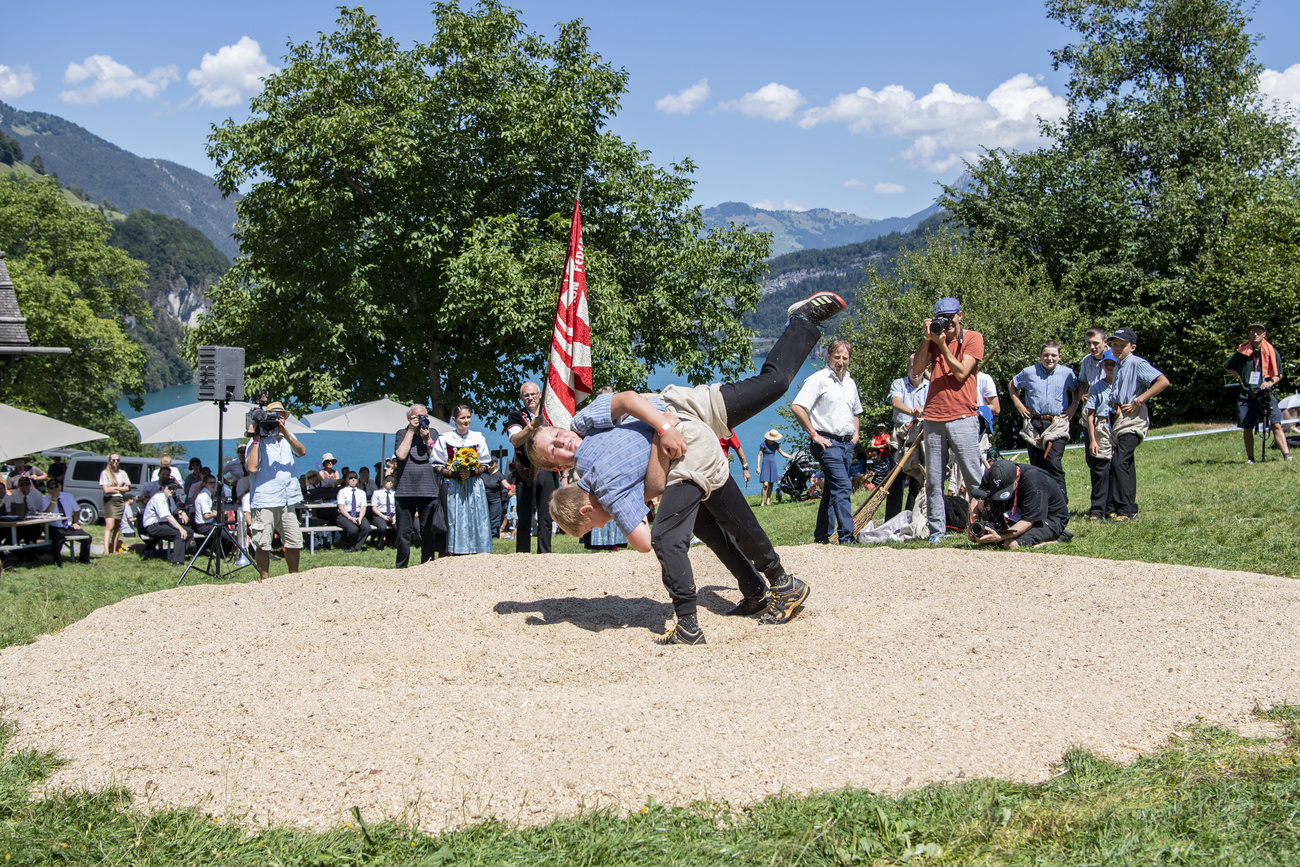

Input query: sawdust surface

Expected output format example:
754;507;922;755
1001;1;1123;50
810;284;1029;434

1;546;1297;832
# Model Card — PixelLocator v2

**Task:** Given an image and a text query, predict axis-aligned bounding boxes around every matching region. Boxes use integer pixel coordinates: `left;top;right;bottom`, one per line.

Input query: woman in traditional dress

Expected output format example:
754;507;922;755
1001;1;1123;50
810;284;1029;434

757;429;792;506
432;405;493;554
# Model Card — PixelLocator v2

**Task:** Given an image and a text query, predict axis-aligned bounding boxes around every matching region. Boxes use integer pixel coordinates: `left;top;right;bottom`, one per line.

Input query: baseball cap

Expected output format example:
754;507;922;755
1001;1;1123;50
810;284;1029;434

933;297;961;316
1102;349;1117;363
1247;322;1267;332
1108;327;1137;344
971;460;1019;502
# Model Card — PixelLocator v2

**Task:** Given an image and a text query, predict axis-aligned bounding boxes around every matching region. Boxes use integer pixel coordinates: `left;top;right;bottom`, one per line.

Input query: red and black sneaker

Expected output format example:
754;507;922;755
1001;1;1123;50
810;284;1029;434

787;291;846;326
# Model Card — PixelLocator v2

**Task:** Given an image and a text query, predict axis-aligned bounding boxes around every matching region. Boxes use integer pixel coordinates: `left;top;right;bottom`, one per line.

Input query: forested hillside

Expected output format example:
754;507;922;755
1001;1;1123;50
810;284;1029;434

0;101;239;258
744;212;950;339
109;210;229;391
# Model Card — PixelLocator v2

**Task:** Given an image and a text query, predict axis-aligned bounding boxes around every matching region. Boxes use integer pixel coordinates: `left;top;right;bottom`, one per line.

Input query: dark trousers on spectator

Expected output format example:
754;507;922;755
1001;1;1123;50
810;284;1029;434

1085;452;1110;519
516;470;557;553
395;495;439;568
1028;439;1068;503
337;514;372;551
142;523;186;565
488;495;503;539
884;466;920;521
49;526;91;565
371;513;394;549
1106;433;1142;518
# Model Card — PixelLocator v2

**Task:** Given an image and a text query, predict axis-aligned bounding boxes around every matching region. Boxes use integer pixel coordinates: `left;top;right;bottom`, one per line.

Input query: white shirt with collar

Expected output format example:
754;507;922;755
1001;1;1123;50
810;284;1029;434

193;488;216;524
337;485;368;519
6;488;44;514
142;491;176;529
371;487;395;519
792;367;863;437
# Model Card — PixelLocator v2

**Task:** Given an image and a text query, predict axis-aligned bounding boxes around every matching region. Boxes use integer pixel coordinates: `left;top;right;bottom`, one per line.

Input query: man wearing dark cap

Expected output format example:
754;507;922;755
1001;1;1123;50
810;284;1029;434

1105;327;1170;521
969;460;1070;549
912;296;986;544
1225;322;1292;464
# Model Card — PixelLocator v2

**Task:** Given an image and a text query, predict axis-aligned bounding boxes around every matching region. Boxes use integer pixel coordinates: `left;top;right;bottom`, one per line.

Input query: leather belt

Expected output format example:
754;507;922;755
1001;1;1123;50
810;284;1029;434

816;431;853;443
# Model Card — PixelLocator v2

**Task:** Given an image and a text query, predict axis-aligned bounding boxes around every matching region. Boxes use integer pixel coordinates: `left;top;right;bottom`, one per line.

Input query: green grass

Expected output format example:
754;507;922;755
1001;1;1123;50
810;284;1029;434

2;423;1298;864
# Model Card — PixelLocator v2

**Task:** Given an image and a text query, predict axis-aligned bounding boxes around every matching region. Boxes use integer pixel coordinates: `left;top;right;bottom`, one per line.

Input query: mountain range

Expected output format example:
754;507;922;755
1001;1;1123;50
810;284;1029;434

0;101;240;259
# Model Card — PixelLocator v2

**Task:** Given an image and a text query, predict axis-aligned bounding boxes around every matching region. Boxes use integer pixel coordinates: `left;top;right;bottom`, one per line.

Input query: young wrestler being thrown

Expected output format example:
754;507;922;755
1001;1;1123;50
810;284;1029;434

521;292;847;645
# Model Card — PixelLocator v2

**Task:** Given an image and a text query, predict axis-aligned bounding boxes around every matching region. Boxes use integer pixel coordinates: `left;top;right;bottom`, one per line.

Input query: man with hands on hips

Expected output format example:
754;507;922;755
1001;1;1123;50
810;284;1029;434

792;338;862;545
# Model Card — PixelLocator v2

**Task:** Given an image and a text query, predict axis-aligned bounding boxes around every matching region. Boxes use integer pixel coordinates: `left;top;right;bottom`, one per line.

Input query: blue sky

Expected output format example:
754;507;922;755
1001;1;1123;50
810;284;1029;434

3;0;1299;220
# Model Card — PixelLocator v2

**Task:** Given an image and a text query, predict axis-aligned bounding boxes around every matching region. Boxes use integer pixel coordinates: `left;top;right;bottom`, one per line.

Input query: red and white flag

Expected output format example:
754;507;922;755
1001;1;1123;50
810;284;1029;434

541;198;593;428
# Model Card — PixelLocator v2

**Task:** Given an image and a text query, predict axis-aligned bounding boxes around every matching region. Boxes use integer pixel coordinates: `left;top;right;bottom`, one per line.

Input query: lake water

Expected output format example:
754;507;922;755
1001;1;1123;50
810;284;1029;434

120;356;824;490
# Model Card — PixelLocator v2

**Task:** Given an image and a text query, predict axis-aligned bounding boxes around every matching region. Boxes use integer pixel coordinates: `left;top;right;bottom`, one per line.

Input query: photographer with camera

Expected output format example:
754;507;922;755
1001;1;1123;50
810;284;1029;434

393;403;447;568
912;297;986;544
244;399;308;581
1225;322;1292;464
968;460;1071;549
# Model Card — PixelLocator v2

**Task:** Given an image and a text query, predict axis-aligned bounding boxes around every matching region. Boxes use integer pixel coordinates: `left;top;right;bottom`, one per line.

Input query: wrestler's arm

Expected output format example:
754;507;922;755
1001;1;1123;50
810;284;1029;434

644;439;671;503
609;392;686;459
625;521;652;553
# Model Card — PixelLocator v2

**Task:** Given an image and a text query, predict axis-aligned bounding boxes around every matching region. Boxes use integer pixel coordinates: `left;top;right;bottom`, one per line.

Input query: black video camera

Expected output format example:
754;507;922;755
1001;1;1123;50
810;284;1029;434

247;392;282;437
929;315;952;335
417;415;431;430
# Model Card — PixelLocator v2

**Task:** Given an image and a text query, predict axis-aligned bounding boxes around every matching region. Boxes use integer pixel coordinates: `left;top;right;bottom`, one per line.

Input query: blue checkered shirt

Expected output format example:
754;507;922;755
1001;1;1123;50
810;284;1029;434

571;393;667;536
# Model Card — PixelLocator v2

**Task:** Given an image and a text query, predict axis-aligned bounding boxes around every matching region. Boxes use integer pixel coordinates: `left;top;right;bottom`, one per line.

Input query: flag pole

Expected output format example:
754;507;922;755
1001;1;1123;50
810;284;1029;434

537;179;584;427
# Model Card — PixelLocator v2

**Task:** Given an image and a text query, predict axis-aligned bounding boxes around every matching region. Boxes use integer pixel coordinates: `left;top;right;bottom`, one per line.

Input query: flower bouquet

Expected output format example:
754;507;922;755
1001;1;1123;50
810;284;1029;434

449;446;481;474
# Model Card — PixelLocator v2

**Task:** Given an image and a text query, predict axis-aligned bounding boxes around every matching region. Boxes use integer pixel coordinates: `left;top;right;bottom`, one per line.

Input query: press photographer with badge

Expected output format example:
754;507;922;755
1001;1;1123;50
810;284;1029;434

244;398;308;581
1225;322;1293;464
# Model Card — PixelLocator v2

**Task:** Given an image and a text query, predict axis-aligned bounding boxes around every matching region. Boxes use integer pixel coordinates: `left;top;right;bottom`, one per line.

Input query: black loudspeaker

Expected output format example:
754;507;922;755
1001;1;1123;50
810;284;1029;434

197;346;245;402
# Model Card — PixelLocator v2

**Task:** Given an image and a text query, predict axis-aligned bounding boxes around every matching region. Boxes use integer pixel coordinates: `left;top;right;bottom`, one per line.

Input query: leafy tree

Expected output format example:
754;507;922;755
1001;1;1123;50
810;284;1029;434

840;230;1082;449
0;176;150;453
28;155;43;175
948;0;1299;421
0;132;21;166
192;2;769;420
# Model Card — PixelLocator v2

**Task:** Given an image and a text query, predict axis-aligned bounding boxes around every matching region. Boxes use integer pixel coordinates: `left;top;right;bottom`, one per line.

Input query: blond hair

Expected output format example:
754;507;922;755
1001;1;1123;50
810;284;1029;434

522;425;566;471
550;484;593;536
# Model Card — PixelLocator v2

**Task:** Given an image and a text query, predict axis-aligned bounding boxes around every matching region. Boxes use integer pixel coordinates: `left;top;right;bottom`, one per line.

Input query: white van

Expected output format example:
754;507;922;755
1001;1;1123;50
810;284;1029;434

43;449;163;525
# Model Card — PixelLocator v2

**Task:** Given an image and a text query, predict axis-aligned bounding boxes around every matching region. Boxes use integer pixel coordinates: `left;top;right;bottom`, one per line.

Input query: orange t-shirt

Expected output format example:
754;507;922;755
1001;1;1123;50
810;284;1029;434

923;329;985;422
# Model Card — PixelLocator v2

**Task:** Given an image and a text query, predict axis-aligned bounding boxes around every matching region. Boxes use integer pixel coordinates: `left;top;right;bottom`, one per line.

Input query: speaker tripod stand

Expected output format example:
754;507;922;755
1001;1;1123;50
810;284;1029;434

176;394;252;587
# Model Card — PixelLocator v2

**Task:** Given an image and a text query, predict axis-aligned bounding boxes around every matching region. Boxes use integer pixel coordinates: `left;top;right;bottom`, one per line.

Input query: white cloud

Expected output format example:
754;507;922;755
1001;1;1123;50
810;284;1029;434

843;179;868;190
874;182;907;194
799;73;1066;172
60;55;178;104
0;64;37;100
1260;63;1300;128
187;37;279;108
719;82;806;121
752;199;810;212
655;78;710;115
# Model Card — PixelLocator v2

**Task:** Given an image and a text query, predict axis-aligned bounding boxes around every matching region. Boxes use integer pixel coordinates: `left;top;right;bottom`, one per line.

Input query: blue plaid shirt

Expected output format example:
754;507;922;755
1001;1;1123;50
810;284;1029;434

1012;363;1078;415
1111;354;1163;406
571;393;667;536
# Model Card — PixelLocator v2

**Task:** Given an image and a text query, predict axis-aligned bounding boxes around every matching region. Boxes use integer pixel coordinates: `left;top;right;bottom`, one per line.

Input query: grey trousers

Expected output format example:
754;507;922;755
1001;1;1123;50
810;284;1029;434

924;415;985;535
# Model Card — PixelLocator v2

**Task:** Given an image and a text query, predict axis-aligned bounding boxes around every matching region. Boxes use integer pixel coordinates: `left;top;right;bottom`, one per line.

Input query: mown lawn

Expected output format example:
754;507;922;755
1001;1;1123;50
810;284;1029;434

1;423;1297;865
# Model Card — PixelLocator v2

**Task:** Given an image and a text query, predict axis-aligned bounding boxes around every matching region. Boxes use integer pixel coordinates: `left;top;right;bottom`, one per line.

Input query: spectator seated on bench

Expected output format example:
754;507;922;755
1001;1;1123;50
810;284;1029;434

42;479;91;566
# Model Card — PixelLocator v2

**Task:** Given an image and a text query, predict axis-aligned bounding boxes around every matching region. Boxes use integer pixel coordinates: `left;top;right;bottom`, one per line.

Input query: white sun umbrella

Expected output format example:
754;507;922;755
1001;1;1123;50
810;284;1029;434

129;401;312;444
0;403;107;462
1278;393;1300;411
303;399;451;466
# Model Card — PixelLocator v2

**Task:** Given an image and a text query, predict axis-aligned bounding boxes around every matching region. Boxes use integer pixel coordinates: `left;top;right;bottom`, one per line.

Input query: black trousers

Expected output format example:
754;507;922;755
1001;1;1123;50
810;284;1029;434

652;479;781;618
395;495;440;568
884;469;920;520
1107;433;1142;518
487;494;503;538
142;523;186;565
336;513;372;551
49;526;91;564
1028;438;1068;503
516;469;557;553
1085;452;1110;518
371;513;394;549
647;316;819;617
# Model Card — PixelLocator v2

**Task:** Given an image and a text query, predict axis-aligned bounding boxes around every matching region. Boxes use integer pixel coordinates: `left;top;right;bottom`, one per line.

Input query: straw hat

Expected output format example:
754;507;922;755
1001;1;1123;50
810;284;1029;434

764;429;783;443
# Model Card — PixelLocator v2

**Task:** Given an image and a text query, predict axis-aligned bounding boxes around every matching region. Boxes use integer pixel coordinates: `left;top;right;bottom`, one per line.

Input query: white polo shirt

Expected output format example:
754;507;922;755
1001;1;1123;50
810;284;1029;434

792;367;863;437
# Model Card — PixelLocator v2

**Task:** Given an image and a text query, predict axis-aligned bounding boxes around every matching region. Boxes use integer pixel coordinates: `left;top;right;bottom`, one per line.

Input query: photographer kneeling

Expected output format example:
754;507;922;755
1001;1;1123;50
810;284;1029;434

968;460;1072;550
245;399;308;581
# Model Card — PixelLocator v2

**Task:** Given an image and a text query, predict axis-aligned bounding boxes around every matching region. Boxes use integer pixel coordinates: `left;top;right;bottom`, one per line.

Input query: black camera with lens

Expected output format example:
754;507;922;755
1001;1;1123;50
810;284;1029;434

929;315;952;335
969;520;995;538
247;393;282;437
418;415;431;430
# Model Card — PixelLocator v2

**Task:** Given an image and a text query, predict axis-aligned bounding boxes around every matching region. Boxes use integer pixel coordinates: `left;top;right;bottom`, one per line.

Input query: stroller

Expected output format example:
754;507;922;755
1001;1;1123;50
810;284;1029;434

776;450;818;502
